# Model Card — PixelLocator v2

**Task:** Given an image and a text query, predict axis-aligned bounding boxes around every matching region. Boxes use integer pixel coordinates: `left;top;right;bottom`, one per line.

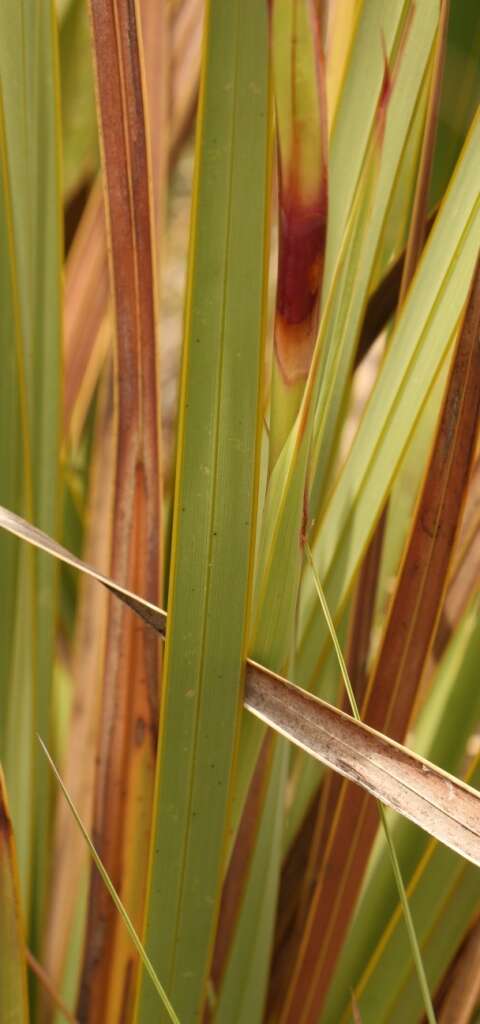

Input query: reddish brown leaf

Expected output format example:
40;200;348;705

74;0;164;1019
63;0;204;448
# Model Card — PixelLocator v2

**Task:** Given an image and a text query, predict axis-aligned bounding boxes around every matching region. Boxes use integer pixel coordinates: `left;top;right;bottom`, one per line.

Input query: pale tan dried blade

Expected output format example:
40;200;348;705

0;505;166;636
244;667;480;867
2;504;480;867
42;363;114;993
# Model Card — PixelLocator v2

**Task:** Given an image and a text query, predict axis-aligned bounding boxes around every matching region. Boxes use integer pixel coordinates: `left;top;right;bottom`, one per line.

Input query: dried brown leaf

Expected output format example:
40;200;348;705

3;505;480;870
74;0;164;1016
63;0;204;447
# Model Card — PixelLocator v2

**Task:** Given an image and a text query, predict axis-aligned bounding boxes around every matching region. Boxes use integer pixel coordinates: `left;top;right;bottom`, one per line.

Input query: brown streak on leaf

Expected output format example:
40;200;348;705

272;0;328;387
204;736;274;1022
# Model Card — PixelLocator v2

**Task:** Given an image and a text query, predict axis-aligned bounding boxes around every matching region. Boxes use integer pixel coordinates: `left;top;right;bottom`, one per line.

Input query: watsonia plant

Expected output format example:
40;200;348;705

1;1;480;1023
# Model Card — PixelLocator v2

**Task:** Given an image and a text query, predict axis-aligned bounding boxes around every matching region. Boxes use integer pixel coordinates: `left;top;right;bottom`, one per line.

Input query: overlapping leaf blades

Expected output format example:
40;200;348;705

3;504;480;871
2;2;480;1022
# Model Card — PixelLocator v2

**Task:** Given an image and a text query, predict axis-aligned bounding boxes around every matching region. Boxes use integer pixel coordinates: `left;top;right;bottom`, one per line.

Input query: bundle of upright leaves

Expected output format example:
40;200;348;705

0;1;480;1023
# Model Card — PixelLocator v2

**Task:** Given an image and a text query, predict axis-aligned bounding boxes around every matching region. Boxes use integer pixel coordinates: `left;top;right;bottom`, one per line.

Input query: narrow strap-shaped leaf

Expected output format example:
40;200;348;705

0;0;63;924
63;0;204;447
136;2;272;1020
345;0;449;710
3;506;480;871
73;0;164;1014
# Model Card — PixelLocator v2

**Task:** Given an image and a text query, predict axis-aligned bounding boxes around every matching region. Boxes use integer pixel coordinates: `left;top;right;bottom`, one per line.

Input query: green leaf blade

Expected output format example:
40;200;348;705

137;2;271;1019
